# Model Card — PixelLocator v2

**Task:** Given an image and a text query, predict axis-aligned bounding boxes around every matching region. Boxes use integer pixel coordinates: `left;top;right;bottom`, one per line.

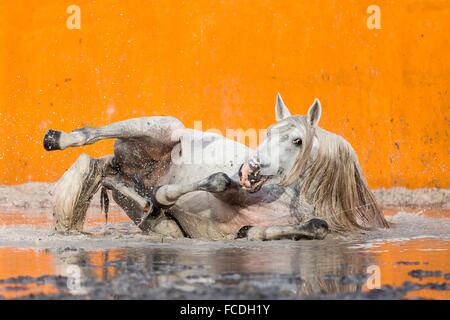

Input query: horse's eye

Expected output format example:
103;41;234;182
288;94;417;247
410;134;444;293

293;138;302;145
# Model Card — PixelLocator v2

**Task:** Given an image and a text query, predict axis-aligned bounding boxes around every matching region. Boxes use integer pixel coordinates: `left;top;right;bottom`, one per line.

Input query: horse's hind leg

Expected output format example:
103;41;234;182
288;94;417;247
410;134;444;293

53;154;112;233
236;219;330;241
102;176;155;229
43;116;184;152
102;176;184;238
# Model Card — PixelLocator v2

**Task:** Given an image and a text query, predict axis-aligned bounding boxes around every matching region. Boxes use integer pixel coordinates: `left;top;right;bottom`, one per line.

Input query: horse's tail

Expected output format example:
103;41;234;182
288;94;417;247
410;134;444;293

52;154;106;233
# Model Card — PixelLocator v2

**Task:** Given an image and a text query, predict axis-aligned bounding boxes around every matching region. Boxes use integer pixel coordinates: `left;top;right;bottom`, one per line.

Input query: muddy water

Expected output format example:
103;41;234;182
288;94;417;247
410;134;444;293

0;208;448;299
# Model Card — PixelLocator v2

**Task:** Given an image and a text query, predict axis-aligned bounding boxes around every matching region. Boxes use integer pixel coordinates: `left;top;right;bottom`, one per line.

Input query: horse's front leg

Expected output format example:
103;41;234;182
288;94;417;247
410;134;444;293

152;172;322;241
236;219;330;241
153;172;237;208
153;170;274;209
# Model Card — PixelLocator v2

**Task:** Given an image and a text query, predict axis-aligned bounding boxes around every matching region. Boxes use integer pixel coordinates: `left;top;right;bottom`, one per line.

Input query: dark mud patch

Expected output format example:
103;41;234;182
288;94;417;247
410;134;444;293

408;270;450;280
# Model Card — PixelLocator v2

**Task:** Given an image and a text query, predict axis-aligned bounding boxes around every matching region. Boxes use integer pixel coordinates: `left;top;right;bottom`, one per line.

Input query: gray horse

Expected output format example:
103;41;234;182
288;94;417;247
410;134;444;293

43;94;388;240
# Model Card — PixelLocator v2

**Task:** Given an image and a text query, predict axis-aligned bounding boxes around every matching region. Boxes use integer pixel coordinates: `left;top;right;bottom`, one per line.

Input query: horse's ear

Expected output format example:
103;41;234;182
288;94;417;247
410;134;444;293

275;93;291;121
307;98;322;126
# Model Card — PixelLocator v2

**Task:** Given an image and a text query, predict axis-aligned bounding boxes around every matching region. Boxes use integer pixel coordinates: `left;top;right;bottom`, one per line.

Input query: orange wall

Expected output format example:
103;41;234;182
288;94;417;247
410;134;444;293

0;0;448;187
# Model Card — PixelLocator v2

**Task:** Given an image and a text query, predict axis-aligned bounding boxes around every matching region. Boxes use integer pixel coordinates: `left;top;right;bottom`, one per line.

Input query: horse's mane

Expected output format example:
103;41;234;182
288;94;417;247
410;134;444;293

283;117;389;232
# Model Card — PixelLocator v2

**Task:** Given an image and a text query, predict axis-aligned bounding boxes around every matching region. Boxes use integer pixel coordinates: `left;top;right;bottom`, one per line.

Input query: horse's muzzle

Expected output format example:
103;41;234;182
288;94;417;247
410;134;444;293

238;160;268;193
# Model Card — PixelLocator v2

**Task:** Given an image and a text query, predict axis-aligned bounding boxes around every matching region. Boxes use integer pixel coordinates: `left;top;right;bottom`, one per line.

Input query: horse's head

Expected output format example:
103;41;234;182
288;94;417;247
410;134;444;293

239;93;388;231
239;93;321;192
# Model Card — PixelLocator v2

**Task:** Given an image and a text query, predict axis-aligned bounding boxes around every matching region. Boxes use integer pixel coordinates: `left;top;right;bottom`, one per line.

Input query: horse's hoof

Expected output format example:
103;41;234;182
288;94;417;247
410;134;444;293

236;225;253;239
43;129;62;151
305;218;329;240
201;172;232;193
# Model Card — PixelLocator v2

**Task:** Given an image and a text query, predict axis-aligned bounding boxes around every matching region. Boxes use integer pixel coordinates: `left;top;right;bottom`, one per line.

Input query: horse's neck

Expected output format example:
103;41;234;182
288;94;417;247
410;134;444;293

236;185;310;226
291;159;318;195
230;179;317;228
272;183;315;221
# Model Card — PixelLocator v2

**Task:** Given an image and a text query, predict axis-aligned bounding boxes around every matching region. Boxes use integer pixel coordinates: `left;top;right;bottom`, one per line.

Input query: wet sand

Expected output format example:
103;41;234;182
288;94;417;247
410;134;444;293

0;186;448;299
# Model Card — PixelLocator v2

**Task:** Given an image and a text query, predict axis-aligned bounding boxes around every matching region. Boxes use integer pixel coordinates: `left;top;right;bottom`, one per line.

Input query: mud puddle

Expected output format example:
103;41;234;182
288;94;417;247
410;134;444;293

0;208;448;299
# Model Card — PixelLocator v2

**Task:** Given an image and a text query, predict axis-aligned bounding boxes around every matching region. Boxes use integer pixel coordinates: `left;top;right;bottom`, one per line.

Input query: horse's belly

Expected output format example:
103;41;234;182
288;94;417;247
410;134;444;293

169;191;240;240
237;204;298;227
170;191;299;239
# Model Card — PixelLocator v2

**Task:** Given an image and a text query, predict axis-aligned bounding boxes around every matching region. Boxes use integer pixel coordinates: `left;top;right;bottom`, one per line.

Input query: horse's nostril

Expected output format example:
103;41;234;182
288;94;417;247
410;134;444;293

238;164;244;177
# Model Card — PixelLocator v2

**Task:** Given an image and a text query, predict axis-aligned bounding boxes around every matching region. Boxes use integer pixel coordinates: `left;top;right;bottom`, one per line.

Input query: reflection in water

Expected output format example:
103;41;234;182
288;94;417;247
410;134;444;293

0;242;375;299
0;248;57;298
0;208;448;299
373;239;450;299
0;238;448;299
